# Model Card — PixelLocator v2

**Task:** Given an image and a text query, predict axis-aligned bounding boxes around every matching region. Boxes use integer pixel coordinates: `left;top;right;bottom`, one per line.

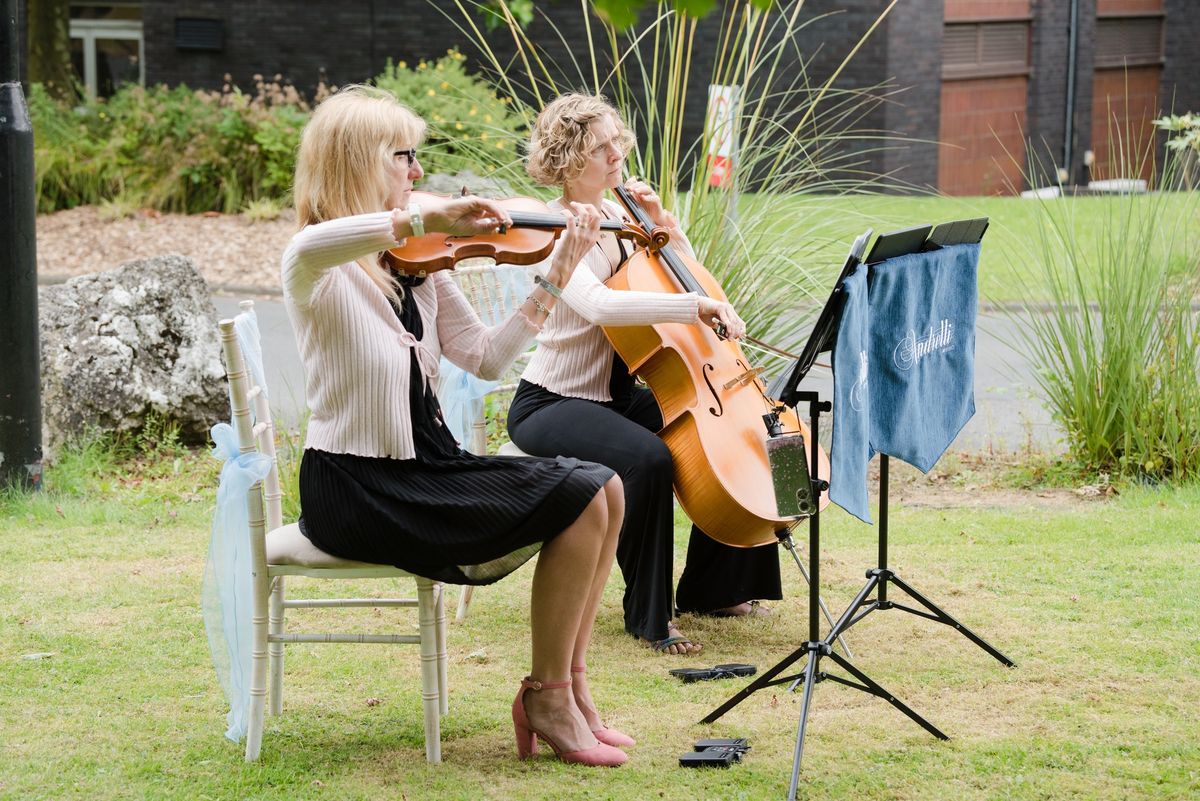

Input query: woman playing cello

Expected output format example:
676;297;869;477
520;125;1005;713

507;93;783;656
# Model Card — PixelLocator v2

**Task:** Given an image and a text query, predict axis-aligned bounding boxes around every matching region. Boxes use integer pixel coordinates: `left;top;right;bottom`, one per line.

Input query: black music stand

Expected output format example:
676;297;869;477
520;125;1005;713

705;224;1014;801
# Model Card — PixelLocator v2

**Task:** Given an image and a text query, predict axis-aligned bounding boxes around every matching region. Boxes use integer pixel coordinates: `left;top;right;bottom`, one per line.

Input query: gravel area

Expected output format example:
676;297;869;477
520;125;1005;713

36;206;295;294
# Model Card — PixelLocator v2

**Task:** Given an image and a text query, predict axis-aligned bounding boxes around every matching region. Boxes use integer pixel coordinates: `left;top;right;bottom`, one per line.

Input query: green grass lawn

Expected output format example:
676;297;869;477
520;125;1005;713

2;452;1198;800
746;193;1200;305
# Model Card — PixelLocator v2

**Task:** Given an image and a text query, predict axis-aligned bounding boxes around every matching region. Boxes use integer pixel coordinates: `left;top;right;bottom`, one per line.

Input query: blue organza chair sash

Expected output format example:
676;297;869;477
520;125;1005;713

202;309;273;742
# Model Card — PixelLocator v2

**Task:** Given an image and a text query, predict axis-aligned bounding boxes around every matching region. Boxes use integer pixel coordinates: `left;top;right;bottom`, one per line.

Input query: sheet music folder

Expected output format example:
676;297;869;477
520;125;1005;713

767;217;988;408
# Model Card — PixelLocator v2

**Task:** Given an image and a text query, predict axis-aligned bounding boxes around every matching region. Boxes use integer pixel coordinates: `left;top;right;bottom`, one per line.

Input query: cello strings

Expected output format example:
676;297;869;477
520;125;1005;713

742;334;801;360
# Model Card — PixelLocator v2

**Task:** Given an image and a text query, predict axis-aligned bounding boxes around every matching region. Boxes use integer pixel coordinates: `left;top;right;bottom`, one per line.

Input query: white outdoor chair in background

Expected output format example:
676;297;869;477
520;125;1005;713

217;302;448;763
442;262;533;621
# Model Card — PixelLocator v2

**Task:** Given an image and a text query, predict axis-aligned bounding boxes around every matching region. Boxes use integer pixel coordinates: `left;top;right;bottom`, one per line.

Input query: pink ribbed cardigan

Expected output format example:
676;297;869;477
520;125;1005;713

520;198;703;401
281;212;538;459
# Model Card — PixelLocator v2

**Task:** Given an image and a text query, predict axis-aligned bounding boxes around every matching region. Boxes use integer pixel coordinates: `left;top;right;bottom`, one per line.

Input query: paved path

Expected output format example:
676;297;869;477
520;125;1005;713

213;294;1062;454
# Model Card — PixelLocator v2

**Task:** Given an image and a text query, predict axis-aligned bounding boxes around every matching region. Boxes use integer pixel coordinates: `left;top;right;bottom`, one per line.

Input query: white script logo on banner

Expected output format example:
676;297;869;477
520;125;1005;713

850;350;869;411
893;320;954;371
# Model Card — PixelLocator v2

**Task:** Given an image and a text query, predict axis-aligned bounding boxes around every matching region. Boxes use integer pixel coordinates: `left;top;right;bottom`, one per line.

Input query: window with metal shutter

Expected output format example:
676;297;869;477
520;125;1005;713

943;22;1030;78
943;25;978;67
1095;17;1164;68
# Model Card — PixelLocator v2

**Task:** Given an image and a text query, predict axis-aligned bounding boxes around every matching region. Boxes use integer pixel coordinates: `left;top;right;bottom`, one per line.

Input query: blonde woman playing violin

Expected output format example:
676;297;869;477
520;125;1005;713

282;85;633;765
507;93;781;657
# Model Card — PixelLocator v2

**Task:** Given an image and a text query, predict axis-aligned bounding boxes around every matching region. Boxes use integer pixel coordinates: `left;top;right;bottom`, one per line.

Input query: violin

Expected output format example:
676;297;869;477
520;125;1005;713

383;191;660;275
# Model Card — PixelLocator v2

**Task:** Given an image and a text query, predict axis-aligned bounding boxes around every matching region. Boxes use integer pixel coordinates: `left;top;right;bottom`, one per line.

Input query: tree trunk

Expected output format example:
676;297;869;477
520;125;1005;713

26;0;77;101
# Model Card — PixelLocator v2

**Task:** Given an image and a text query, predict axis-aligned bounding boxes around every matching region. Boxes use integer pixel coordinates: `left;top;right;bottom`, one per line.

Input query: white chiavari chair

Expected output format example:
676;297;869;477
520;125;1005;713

216;303;448;763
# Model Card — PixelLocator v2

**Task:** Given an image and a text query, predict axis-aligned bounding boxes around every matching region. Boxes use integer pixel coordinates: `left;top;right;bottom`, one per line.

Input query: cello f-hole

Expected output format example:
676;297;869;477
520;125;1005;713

702;363;724;416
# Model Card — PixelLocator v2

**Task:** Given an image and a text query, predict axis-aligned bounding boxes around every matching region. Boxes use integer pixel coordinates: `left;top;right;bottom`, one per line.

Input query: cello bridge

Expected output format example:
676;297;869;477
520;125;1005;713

723;366;766;391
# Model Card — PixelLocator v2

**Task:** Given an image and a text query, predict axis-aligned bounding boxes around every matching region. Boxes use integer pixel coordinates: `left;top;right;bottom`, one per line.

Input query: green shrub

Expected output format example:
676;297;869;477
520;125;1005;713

30;76;312;214
28;82;119;212
31;58;524;214
371;49;527;177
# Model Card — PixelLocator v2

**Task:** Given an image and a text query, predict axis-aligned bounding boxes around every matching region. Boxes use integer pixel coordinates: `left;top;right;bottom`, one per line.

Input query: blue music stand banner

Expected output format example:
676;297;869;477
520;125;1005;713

830;243;979;523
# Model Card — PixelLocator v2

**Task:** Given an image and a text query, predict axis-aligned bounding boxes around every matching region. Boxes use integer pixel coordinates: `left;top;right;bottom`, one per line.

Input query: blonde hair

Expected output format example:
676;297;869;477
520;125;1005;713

293;85;426;301
526;93;635;186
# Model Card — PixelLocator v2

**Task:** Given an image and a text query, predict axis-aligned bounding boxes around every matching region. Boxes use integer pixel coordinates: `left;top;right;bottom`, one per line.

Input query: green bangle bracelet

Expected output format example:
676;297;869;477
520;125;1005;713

534;274;563;298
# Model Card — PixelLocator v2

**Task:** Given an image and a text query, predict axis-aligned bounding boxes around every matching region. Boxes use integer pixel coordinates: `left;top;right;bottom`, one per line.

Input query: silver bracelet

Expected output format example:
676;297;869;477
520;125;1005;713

529;295;552;316
533;274;563;298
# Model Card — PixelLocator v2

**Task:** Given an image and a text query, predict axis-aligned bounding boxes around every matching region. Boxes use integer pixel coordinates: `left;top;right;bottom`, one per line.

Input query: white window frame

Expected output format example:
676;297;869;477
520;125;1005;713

69;19;145;99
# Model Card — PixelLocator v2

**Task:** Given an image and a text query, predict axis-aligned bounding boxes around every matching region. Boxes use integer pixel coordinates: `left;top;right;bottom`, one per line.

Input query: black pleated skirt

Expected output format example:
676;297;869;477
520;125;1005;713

299;448;612;585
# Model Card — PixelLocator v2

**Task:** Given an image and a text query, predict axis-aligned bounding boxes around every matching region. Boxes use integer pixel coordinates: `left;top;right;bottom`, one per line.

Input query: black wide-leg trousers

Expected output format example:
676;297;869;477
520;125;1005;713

508;380;781;643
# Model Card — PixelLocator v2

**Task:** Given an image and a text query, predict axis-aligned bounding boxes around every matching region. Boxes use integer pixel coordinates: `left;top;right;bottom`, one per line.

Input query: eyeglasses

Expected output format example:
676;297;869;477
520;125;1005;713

393;148;418;164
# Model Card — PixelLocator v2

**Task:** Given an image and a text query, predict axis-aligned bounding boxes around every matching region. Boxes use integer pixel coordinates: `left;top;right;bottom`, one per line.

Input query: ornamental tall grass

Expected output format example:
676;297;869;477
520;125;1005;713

447;0;898;354
1011;134;1200;481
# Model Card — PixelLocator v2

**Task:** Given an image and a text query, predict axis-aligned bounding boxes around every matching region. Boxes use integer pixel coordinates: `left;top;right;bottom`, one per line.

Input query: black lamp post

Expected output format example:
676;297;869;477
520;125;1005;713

1;0;44;490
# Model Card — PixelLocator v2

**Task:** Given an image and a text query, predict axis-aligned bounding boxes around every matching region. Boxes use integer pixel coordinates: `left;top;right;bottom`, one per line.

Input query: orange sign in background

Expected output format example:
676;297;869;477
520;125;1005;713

706;85;740;188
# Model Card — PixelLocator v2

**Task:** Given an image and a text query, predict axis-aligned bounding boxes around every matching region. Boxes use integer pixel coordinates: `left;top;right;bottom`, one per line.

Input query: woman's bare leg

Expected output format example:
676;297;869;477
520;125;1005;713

571;477;623;728
523;487;610;752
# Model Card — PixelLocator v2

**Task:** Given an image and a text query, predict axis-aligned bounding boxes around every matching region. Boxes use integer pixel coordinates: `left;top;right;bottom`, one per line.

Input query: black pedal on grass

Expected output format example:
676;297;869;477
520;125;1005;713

679;737;751;768
669;663;757;683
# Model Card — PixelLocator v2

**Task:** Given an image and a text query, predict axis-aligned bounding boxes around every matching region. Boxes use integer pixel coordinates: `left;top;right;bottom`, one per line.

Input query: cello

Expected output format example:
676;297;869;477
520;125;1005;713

604;184;830;548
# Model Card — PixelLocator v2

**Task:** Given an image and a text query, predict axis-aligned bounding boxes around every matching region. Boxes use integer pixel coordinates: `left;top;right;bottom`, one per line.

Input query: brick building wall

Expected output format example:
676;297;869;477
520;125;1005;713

763;1;890;189
775;0;943;191
143;1;905;189
21;0;1200;194
142;0;724;179
1162;0;1200;116
1027;0;1097;186
879;0;942;191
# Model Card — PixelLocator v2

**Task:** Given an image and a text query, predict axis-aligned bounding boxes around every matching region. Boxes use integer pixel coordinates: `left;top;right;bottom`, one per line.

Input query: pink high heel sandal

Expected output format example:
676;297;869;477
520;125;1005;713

511;677;627;767
571;665;636;748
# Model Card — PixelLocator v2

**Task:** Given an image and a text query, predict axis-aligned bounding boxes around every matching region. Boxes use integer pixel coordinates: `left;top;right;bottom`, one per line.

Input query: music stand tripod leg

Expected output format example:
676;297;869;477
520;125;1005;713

700;641;812;725
867;456;1016;668
785;647;823;801
825;650;950;741
779;530;853;658
875;570;1015;667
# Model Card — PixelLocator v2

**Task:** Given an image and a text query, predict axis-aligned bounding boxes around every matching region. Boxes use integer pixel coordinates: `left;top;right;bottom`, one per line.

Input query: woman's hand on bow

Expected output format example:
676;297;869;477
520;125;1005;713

624;178;678;230
423;196;513;237
697;297;746;340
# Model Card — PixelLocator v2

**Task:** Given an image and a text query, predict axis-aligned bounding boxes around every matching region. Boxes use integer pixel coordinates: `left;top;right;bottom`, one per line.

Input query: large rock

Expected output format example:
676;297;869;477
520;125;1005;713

420;169;514;199
38;255;228;449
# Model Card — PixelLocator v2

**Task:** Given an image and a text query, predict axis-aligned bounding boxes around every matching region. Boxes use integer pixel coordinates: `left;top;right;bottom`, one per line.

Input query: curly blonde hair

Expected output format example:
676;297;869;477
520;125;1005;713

526;93;636;186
